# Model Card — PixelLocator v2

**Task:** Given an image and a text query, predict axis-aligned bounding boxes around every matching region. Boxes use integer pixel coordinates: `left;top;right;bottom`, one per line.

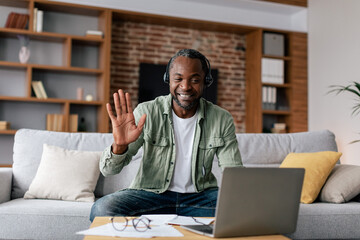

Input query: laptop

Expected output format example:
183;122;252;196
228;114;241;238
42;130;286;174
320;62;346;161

181;167;304;238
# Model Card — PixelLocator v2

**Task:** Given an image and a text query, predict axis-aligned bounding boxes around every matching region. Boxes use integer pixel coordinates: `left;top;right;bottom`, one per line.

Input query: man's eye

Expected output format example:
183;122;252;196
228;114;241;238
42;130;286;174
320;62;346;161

174;78;182;81
192;79;200;83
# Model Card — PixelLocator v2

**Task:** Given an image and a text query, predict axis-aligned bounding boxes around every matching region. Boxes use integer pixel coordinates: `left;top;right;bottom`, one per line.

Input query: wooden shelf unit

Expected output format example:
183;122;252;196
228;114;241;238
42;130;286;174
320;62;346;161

0;0;110;133
0;0;111;165
246;29;308;133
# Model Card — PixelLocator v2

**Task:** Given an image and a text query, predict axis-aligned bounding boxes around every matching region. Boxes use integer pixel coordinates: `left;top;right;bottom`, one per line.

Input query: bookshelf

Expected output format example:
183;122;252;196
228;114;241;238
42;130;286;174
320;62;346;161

0;0;111;165
246;29;308;133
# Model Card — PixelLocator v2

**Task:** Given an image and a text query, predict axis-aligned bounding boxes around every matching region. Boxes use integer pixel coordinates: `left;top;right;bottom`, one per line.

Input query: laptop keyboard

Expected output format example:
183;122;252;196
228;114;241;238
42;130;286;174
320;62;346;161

186;224;214;234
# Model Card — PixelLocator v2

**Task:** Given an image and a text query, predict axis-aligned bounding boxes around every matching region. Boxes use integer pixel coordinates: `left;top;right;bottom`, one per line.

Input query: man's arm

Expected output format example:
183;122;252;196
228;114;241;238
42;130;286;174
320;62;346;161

216;114;243;169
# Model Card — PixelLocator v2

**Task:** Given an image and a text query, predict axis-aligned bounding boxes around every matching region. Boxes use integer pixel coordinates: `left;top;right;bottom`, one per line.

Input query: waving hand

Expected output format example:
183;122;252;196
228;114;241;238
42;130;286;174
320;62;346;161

106;89;146;154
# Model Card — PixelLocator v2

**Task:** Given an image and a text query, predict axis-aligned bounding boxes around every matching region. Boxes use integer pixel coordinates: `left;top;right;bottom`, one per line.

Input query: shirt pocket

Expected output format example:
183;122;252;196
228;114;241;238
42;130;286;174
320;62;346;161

143;132;170;167
198;137;225;170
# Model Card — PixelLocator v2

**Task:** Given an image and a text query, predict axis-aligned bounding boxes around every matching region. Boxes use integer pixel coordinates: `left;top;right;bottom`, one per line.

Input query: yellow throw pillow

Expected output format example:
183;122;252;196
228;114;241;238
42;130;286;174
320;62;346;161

280;151;342;204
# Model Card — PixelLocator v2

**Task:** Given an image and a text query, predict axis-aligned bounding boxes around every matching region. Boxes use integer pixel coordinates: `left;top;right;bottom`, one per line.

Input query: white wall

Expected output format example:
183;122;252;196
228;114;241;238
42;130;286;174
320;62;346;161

309;0;360;165
51;0;307;32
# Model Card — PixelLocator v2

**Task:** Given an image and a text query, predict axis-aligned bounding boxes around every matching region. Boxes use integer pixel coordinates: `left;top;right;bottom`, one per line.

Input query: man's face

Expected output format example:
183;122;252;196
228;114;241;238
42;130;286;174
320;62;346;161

169;56;205;113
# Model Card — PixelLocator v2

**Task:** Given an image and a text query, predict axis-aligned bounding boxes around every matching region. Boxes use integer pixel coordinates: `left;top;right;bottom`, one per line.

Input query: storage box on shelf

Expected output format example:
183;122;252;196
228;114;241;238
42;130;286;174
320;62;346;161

0;0;111;166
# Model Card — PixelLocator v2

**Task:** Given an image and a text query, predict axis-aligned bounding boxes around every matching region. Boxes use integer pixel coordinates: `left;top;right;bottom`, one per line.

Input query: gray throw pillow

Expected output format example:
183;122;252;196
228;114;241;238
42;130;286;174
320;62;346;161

320;164;360;203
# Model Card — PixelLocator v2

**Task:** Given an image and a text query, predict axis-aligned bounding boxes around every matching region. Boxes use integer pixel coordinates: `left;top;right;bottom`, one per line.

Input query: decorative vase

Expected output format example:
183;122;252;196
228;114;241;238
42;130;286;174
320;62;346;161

19;46;30;64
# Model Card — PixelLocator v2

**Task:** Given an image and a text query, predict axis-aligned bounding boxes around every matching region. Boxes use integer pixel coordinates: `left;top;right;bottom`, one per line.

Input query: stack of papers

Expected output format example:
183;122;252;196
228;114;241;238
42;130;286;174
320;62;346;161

77;214;214;238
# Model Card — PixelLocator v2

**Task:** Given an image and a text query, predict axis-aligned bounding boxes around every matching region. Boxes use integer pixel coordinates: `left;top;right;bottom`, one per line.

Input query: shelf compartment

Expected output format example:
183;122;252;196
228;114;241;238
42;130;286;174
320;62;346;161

0;0;30;30
70;104;99;132
0;67;27;97
0;100;64;130
31;70;100;100
71;39;100;69
34;1;104;37
262;114;289;133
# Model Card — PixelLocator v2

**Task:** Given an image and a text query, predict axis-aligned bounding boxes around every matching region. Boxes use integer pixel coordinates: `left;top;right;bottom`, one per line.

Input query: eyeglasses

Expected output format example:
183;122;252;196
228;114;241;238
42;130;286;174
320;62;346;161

110;216;152;232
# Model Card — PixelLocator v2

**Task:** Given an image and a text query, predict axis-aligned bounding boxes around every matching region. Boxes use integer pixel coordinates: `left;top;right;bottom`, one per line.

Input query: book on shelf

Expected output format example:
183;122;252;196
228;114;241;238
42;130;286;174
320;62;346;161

33;8;43;32
31;81;48;99
262;86;276;110
46;114;65;132
261;57;284;84
0;121;11;130
4;12;29;29
69;114;79;132
85;30;103;38
46;114;79;132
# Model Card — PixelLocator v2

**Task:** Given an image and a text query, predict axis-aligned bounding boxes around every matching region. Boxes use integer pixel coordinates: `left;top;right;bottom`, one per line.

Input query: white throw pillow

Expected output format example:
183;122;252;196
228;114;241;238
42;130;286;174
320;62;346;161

24;144;101;202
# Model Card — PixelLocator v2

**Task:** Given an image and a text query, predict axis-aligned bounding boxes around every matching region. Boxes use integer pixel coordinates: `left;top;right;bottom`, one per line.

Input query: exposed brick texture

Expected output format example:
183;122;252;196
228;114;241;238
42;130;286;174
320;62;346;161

110;21;246;133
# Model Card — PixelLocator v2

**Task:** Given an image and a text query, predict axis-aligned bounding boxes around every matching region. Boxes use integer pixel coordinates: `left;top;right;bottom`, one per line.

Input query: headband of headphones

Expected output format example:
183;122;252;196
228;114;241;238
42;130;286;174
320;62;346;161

163;55;213;87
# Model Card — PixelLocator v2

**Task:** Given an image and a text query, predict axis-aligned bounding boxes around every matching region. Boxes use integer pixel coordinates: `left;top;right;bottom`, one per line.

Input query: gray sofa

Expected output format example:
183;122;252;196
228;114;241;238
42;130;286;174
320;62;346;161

0;128;359;240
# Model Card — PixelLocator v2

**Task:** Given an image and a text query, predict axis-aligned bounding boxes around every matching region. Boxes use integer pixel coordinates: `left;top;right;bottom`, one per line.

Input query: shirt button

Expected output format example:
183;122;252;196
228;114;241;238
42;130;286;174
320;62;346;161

170;162;174;165
152;141;156;144
166;179;170;182
209;144;212;147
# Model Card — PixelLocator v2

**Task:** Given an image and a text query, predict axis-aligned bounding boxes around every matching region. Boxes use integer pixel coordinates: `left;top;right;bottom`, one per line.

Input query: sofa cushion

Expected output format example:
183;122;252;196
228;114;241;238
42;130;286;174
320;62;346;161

12;129;141;199
320;164;360;203
24;144;101;202
236;130;338;167
288;202;360;239
280;151;341;204
0;198;92;240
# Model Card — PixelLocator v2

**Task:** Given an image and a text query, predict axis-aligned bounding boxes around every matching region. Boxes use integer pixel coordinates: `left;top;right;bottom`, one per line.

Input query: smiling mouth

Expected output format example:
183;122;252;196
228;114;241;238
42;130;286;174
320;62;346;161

177;93;194;100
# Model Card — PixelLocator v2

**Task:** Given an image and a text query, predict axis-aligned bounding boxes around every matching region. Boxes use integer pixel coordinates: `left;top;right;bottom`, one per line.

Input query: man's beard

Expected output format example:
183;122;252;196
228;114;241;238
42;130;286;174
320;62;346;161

171;94;200;111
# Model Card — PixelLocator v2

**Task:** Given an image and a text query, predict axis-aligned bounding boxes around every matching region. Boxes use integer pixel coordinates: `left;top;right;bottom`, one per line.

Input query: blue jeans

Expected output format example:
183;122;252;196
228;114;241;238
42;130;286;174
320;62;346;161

90;188;218;222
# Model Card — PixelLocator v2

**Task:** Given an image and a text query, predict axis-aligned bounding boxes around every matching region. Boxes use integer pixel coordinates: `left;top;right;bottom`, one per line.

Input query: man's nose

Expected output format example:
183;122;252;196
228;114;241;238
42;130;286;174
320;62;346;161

180;80;191;90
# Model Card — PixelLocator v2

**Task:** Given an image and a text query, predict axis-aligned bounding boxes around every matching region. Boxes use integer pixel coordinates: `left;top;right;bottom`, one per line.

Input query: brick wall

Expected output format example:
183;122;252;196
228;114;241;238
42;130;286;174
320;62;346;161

110;21;246;132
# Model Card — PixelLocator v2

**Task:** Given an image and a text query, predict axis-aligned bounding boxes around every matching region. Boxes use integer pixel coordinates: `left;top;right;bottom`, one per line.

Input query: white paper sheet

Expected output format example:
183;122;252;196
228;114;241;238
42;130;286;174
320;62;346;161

76;222;183;238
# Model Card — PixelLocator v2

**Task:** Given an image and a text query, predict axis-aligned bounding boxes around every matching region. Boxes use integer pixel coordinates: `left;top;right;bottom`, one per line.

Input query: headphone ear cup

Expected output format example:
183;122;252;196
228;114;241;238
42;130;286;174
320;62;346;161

163;72;169;84
205;74;213;87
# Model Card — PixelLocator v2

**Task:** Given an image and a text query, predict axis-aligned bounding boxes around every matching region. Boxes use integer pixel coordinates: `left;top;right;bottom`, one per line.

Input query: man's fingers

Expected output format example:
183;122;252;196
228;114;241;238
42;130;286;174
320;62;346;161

106;103;116;121
113;92;121;117
126;92;133;113
118;89;127;113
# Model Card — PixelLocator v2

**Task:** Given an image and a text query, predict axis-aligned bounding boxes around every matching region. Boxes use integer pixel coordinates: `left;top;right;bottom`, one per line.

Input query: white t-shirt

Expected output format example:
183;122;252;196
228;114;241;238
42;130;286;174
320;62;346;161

168;110;198;193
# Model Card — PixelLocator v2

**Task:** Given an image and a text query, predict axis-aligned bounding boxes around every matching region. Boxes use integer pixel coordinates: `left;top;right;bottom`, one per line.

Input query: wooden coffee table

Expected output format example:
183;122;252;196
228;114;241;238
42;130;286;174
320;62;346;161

83;217;290;240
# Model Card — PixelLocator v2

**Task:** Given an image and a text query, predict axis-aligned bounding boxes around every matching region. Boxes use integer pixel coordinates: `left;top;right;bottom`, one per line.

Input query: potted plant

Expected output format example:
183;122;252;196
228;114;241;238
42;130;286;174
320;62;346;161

329;81;360;143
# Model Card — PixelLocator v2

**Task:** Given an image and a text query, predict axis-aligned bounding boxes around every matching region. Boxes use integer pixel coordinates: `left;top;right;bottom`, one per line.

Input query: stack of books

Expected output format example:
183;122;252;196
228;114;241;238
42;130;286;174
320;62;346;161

0;121;10;130
4;12;29;29
46;114;78;132
261;58;284;84
262;86;276;110
271;123;286;133
33;8;43;32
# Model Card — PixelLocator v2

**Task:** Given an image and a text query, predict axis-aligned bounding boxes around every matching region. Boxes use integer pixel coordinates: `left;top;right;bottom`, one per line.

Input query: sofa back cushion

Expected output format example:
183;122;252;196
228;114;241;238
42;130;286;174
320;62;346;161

236;130;338;167
12;129;140;199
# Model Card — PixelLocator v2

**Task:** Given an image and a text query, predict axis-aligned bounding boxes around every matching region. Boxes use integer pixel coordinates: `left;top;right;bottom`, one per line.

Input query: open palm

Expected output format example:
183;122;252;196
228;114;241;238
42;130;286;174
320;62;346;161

107;89;146;153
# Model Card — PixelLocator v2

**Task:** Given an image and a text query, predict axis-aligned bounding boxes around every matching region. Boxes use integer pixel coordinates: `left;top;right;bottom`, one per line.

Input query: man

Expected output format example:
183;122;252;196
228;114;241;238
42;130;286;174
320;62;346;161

90;49;242;222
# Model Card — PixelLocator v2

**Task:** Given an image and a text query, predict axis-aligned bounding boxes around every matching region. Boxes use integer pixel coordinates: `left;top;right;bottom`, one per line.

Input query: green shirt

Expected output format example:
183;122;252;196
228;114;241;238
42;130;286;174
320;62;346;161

100;94;242;193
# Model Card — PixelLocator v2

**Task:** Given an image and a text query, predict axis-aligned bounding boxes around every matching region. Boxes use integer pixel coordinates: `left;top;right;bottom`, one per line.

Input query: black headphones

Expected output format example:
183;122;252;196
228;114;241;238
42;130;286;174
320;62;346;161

163;56;213;87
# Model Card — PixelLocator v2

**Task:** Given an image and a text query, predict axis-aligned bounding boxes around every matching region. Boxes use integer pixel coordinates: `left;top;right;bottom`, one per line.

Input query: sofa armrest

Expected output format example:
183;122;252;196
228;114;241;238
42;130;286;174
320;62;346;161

0;168;12;204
